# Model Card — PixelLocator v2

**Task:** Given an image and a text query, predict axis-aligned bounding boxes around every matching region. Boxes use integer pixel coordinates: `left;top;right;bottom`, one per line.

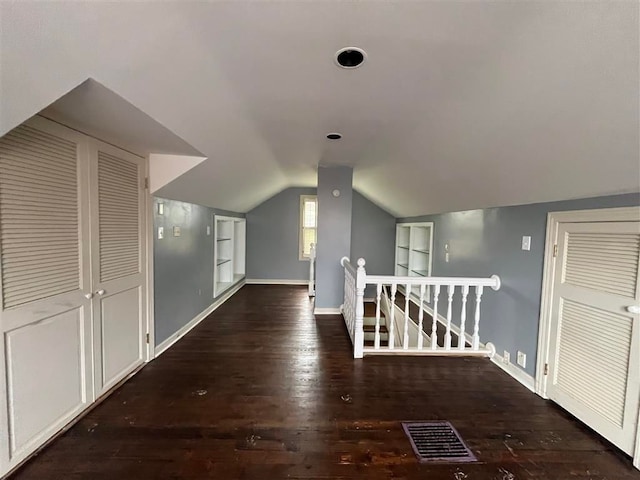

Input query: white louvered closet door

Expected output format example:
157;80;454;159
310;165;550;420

90;141;147;395
548;221;640;455
0;118;93;470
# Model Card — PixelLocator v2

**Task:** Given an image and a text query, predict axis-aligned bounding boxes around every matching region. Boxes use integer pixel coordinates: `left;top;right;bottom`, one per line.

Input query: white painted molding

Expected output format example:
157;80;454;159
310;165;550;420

314;307;342;315
144;155;155;362
246;279;309;285
154;280;245;358
634;407;640;469
491;351;536;393
635;406;640;469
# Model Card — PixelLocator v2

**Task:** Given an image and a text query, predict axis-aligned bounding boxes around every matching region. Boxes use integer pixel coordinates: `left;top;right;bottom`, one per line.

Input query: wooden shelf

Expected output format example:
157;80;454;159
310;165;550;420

395;222;433;279
214;215;246;298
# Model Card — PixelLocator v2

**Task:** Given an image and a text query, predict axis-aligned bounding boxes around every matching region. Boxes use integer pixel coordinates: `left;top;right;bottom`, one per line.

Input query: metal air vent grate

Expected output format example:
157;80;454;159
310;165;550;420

402;421;477;463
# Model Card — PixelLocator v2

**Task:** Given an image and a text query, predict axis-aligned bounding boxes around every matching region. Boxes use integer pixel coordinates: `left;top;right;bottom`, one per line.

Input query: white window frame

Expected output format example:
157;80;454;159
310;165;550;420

299;195;317;260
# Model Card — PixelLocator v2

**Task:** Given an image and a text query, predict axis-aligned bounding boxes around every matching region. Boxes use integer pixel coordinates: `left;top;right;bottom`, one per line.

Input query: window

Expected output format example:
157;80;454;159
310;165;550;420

299;195;317;260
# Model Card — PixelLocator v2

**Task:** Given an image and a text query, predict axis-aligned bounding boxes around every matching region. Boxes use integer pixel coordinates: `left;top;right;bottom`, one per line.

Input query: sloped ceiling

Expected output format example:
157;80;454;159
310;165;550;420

1;1;638;217
40;79;204;158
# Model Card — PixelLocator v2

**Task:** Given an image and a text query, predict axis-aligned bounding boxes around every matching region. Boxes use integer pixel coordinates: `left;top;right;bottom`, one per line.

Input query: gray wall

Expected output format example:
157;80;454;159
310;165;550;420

316;167;353;309
246;187;397;292
399;192;640;377
351;191;396;297
153;197;244;346
246;187;317;281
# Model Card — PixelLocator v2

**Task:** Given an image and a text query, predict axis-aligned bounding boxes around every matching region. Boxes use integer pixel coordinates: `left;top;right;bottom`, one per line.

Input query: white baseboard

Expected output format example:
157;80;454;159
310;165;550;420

154;280;245;358
491;352;536;392
246;279;309;285
314;307;342;315
404;292;535;393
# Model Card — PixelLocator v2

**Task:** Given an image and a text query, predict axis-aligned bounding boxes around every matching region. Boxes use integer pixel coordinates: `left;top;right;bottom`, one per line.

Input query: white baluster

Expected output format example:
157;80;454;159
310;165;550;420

458;285;469;350
472;285;484;350
403;283;410;349
342;268;348;314
375;283;382;349
417;284;425;350
431;284;440;350
389;283;397;349
308;243;316;296
445;285;454;350
353;258;366;359
349;273;355;335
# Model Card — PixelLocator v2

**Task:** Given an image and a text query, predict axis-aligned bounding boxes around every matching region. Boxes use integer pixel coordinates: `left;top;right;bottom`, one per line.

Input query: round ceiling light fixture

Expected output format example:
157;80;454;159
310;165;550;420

335;47;366;69
327;133;342;140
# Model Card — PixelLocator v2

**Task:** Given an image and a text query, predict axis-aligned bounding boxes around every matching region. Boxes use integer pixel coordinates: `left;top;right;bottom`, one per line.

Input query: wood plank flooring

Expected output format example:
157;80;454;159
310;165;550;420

9;285;639;479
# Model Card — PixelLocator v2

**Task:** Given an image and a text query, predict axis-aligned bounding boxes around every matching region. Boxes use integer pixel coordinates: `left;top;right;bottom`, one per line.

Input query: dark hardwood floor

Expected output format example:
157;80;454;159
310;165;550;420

10;285;639;479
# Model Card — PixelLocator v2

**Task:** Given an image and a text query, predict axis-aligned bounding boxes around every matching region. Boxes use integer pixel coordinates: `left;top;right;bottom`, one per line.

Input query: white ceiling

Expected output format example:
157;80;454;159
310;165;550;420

1;1;638;216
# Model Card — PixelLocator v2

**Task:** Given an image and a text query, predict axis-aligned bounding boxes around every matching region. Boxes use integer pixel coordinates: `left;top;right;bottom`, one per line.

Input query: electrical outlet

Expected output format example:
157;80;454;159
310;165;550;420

521;236;531;251
517;351;526;368
206;226;211;236
158;203;164;215
157;227;164;239
503;350;510;364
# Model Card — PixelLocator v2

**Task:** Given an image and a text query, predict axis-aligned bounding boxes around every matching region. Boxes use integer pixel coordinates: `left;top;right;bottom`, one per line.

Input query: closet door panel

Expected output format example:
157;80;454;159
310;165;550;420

90;142;146;394
99;286;142;387
5;307;86;457
0;117;93;471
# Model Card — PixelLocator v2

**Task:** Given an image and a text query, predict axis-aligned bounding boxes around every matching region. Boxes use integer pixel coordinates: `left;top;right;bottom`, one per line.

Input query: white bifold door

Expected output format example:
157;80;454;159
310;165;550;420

0;117;147;474
547;220;640;456
91;143;147;395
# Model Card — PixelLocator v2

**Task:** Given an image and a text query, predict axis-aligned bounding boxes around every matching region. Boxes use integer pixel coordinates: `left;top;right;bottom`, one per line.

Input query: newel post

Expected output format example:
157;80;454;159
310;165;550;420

353;258;366;359
308;243;316;297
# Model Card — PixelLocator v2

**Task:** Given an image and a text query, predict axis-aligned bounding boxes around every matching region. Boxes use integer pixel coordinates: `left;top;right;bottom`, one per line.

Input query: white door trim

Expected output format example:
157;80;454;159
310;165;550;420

144;158;155;361
636;405;640;469
535;205;640;468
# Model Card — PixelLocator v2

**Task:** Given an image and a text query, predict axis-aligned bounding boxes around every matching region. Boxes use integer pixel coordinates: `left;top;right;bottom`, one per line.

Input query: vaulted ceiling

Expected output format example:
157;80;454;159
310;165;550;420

1;1;638;217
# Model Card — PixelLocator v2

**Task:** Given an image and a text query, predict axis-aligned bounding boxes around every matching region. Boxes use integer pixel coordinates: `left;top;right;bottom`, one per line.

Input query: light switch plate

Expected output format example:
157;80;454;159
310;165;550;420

173;226;181;237
158;203;164;215
207;226;211;236
503;350;510;364
521;236;531;251
517;351;526;368
157;227;164;239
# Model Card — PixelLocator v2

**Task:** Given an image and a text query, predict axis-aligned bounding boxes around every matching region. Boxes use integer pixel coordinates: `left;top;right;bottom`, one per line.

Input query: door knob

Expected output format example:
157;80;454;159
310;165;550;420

84;293;93;299
626;305;640;314
96;289;106;296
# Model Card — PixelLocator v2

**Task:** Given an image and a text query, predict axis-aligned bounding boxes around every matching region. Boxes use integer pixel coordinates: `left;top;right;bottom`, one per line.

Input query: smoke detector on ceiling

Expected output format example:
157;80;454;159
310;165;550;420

335;47;366;69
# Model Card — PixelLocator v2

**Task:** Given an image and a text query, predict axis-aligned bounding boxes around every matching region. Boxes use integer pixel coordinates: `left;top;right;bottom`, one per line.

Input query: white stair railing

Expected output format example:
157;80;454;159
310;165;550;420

340;257;501;357
308;243;316;297
340;257;365;358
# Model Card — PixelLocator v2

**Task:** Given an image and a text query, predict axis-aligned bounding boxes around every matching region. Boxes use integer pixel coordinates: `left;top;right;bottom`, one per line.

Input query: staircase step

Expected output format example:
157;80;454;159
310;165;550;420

364;302;385;318
363;325;388;333
364;339;389;347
